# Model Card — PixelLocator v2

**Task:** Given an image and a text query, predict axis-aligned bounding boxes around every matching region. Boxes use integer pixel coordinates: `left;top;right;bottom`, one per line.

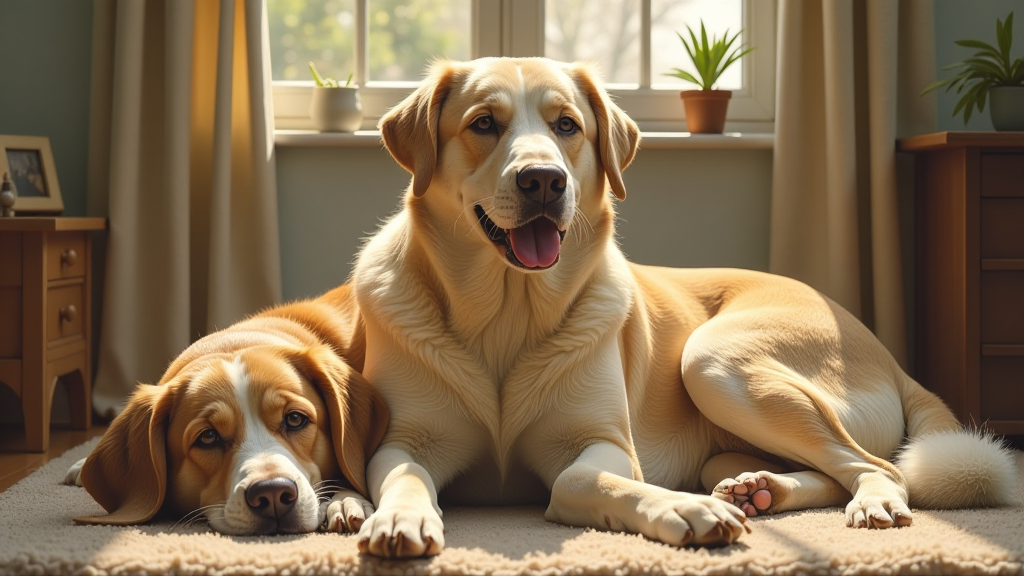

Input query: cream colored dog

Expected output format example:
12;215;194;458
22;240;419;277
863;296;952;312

351;57;1017;557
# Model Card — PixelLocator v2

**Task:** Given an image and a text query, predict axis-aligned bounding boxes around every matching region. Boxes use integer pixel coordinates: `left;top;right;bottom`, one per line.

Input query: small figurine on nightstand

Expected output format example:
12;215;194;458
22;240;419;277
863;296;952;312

0;172;15;217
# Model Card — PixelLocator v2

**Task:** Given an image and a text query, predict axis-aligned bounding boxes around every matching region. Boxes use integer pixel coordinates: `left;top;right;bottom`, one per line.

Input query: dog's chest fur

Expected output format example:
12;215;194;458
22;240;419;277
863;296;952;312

447;274;556;389
358;226;636;476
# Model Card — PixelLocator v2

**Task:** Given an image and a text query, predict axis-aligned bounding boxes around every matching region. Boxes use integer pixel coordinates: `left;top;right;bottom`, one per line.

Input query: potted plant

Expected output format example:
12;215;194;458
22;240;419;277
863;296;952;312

309;62;363;132
665;21;753;134
923;12;1024;131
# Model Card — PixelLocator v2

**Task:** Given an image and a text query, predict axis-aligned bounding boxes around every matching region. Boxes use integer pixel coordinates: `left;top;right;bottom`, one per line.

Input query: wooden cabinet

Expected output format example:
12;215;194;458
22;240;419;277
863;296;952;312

898;132;1024;434
0;217;105;451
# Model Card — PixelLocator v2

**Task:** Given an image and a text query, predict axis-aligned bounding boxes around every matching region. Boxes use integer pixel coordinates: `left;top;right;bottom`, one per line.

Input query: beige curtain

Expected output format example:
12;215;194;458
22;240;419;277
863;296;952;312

770;0;937;369
87;0;281;416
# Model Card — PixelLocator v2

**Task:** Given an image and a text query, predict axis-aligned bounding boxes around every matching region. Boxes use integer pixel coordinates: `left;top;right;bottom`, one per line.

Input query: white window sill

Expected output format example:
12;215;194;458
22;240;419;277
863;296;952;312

275;130;385;147
274;130;775;150
636;132;774;150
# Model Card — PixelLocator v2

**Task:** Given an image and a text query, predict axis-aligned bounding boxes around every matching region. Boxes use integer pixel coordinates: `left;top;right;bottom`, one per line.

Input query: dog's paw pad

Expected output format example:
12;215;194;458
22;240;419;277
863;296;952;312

714;472;775;517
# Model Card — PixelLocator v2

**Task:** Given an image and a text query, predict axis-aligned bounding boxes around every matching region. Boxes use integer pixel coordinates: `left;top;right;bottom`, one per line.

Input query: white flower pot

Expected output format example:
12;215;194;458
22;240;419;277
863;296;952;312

989;86;1024;131
310;86;363;132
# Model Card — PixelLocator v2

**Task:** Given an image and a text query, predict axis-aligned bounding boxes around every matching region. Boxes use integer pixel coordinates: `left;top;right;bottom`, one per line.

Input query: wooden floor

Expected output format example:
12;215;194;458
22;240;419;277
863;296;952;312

0;425;107;493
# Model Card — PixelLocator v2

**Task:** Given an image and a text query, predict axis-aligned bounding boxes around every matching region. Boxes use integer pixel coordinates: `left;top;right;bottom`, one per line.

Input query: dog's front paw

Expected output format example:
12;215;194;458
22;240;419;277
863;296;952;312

63;458;86;486
637;493;749;547
320;490;376;533
357;504;444;558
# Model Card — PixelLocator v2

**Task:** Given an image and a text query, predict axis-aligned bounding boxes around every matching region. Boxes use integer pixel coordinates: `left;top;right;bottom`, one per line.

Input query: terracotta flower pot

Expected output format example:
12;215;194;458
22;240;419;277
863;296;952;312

680;89;732;134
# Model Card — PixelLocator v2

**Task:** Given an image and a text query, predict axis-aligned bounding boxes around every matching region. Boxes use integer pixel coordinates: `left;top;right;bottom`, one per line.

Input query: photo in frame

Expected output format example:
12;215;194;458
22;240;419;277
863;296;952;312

0;135;64;214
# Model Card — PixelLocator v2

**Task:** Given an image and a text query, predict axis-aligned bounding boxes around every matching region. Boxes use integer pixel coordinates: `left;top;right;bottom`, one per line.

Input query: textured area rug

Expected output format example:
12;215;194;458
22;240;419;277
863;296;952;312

1;439;1023;576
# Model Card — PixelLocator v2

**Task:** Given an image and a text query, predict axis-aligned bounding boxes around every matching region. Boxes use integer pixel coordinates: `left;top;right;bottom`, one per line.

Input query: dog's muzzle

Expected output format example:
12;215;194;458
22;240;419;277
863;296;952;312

474;164;569;270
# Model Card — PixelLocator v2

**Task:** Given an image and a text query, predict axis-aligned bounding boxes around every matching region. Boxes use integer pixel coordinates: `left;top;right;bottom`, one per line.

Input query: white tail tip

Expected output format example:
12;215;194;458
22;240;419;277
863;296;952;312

896;429;1018;509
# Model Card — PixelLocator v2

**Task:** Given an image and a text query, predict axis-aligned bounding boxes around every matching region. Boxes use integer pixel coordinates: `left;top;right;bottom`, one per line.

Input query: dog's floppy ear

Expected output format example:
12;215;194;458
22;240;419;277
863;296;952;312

75;383;176;525
293;346;389;497
570;64;640;201
378;61;459;197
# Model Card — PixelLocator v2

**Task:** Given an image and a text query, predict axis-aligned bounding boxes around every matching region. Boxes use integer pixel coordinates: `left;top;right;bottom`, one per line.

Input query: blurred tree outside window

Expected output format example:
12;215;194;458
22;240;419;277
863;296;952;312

649;0;743;89
269;0;356;82
368;0;470;82
544;0;742;88
268;0;470;84
267;1;771;130
544;0;641;85
269;0;743;88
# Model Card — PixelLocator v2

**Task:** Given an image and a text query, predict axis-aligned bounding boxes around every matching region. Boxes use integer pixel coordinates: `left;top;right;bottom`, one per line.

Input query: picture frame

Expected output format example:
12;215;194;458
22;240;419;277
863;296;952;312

0;135;64;214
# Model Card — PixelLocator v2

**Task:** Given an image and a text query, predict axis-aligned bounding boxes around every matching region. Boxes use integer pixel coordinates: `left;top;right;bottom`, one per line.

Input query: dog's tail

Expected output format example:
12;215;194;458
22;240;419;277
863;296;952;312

893;373;1018;509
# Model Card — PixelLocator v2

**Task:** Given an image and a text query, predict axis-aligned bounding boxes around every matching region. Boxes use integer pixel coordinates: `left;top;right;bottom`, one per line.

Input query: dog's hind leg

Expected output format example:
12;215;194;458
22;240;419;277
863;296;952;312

701;453;849;517
683;350;912;529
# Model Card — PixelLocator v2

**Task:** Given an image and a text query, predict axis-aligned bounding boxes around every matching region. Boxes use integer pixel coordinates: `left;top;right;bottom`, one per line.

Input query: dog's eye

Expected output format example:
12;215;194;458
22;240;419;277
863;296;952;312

195;428;221;448
284;411;309;431
556;116;579;135
470;115;495;133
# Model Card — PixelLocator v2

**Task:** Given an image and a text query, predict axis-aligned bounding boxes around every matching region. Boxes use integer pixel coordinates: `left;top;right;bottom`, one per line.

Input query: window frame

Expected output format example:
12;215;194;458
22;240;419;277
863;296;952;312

271;0;775;132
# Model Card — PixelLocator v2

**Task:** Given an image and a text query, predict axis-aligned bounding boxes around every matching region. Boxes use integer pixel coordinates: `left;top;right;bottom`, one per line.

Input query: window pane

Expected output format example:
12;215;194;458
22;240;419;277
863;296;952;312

545;0;640;86
268;0;356;83
651;0;744;90
367;0;471;82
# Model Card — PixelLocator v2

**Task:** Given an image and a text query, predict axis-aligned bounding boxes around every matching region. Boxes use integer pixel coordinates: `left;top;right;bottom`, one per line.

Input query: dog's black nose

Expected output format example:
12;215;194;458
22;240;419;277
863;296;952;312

517;164;567;201
245;478;298;519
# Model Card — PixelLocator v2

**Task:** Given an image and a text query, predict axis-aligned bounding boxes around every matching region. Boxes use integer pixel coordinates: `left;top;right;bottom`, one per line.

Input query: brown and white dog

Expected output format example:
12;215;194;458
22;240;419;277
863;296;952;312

348;57;1017;557
65;285;389;536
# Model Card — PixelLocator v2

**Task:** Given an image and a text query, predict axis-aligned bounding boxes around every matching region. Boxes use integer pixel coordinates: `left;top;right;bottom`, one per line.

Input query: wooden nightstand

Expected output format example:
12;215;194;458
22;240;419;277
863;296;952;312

898;132;1024;435
0;217;105;452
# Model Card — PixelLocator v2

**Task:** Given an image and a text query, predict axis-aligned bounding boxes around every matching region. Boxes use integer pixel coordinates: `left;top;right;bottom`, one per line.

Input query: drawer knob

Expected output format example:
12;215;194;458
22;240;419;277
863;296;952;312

61;249;78;267
60;304;78;324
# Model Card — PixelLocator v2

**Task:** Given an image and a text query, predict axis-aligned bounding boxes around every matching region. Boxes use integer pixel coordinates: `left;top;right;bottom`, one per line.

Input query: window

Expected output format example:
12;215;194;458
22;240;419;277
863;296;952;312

269;0;775;132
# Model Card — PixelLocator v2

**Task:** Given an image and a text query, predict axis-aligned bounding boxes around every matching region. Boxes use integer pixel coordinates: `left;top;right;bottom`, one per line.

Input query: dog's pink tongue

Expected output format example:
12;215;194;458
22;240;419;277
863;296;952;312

509;218;561;268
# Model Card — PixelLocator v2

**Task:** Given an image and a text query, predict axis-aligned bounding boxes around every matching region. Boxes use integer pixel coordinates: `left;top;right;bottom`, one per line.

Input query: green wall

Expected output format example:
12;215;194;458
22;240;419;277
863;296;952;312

0;0;93;216
277;146;411;299
934;0;1024;131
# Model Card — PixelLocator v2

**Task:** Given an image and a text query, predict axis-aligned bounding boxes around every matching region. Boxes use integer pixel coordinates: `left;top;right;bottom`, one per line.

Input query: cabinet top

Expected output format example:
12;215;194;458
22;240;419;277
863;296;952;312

0;217;106;232
898;131;1024;152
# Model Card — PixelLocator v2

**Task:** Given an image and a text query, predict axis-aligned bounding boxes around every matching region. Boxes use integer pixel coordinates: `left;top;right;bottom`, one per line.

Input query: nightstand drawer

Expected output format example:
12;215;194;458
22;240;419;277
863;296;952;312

0;217;104;452
46;284;84;342
980;356;1024;421
45;232;87;280
981;271;1024;343
981;153;1024;197
981;199;1024;259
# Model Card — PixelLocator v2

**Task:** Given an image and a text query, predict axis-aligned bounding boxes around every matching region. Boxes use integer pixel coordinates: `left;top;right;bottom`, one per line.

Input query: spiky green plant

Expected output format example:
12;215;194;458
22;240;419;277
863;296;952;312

664;20;754;90
923;12;1024;124
309;61;353;88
